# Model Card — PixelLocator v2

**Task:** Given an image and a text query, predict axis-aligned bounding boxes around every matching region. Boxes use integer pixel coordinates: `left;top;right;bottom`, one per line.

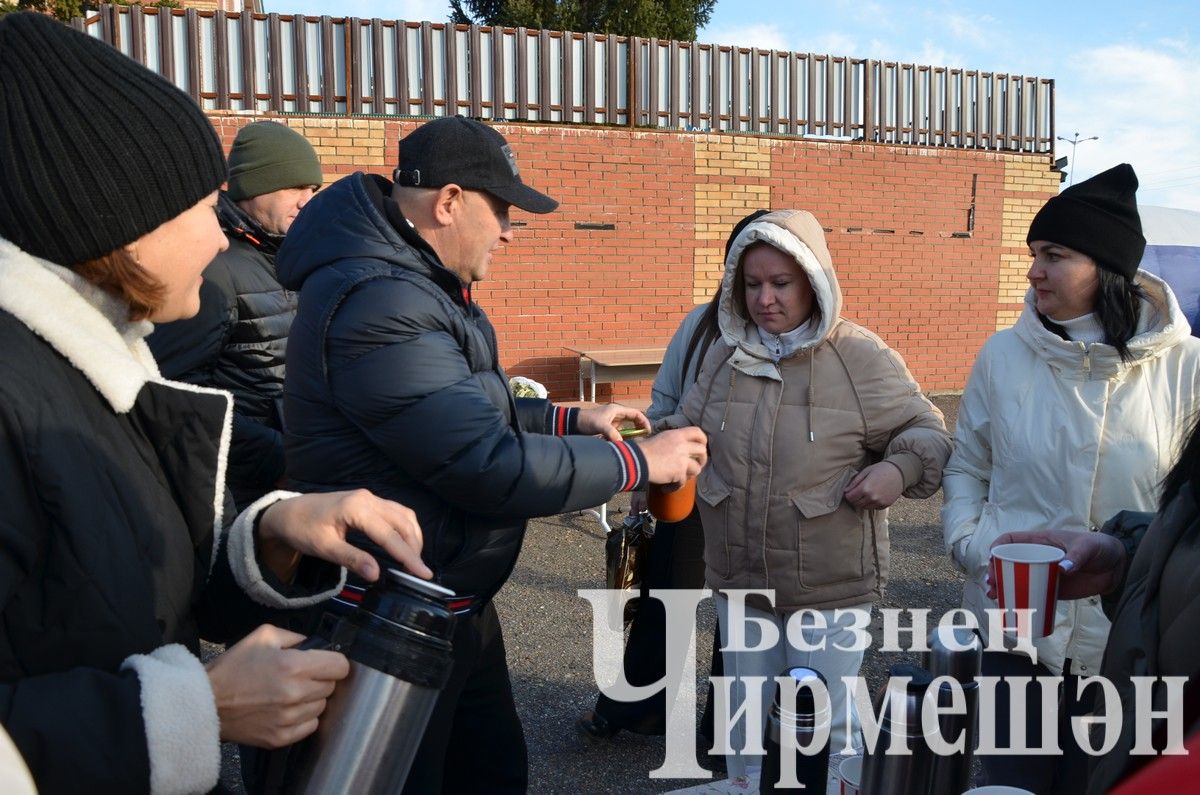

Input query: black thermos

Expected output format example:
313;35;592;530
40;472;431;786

861;664;935;795
761;666;831;793
923;626;983;795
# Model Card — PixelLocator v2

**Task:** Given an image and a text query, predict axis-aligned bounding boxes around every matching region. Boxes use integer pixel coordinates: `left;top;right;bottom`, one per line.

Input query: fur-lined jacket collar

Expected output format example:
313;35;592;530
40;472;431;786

0;236;164;413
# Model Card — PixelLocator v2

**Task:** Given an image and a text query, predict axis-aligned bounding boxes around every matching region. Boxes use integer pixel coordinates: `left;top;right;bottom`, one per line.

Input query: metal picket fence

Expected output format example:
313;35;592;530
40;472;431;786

74;5;1054;152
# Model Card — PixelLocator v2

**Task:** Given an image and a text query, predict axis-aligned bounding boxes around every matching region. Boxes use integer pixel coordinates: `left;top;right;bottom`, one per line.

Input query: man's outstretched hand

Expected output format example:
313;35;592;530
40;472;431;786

577;403;651;442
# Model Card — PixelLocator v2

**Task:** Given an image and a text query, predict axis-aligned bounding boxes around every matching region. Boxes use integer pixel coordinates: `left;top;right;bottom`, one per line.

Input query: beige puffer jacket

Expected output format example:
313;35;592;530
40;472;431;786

664;210;951;613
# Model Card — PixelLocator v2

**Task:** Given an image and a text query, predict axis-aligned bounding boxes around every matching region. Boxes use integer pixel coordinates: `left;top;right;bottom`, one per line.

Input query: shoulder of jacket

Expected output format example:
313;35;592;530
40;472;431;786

828;318;884;345
202;243;270;295
0;312;79;402
329;265;463;330
978;327;1027;360
823;319;897;364
1166;333;1200;360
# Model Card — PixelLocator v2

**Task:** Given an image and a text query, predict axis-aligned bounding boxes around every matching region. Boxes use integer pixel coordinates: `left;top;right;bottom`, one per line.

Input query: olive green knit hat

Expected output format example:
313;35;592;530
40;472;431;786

226;121;322;201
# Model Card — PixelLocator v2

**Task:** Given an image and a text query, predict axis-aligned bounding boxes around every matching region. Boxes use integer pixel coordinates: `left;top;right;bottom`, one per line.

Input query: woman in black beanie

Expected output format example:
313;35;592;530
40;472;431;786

0;13;429;794
942;164;1200;793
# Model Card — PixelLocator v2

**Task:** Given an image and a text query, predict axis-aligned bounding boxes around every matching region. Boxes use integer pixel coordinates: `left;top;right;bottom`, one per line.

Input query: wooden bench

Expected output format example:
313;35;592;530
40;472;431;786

565;345;667;402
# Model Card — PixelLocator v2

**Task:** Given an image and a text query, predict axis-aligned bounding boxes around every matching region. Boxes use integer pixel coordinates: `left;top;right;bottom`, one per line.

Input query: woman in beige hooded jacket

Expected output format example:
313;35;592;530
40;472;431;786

663;209;950;785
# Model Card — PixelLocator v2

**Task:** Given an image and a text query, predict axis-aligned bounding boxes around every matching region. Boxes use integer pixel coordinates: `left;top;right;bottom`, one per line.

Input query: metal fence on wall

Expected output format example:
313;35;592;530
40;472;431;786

74;5;1055;153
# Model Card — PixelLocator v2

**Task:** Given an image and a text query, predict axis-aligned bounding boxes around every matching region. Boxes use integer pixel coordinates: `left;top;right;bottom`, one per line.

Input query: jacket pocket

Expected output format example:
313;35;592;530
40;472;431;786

791;466;865;588
696;466;733;579
790;465;858;519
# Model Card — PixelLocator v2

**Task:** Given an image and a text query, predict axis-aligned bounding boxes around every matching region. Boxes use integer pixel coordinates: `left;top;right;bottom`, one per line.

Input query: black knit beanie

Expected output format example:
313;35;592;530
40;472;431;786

0;12;227;267
227;121;323;201
1026;163;1145;280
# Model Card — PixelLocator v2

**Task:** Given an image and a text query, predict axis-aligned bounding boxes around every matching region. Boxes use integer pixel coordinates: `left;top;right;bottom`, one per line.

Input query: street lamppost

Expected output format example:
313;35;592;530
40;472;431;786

1056;132;1099;186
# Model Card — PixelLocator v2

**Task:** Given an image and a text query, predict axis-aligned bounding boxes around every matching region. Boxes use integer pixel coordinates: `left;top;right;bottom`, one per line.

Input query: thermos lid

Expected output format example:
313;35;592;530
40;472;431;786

359;568;457;642
784;666;823;714
876;665;933;738
386;568;456;599
924;625;983;683
786;666;823;683
772;666;830;726
888;663;933;693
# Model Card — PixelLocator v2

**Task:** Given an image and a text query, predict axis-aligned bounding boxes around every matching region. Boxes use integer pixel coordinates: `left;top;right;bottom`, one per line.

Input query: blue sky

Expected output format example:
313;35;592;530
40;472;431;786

272;0;1200;210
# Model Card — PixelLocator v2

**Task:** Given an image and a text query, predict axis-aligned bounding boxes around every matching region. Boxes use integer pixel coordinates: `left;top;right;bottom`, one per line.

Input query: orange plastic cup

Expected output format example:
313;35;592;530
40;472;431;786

647;477;697;523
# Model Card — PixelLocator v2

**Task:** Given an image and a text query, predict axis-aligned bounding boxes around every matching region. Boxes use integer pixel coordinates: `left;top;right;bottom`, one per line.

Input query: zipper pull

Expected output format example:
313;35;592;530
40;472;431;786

1082;350;1092;380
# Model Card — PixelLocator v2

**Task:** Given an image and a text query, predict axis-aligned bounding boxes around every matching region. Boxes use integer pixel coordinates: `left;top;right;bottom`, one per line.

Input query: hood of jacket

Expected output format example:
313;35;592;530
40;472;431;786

276;172;464;303
717;210;843;381
1014;269;1190;380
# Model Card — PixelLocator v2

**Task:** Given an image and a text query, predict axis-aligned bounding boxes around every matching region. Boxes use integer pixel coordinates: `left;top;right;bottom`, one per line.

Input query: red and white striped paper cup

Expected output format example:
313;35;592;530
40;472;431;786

837;754;862;795
990;543;1065;639
835;754;864;795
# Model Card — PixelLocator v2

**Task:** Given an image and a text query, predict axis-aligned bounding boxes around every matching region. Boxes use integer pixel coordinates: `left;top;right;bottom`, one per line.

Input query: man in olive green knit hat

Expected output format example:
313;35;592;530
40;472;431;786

149;120;322;510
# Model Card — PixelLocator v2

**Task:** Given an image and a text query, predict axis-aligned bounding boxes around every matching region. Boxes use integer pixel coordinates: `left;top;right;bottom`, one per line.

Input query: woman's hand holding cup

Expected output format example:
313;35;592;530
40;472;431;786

986;529;1127;601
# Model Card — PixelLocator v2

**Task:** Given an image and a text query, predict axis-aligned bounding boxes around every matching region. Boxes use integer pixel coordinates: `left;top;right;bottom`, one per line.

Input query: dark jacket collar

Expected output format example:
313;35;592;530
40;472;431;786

217;192;283;256
276;172;467;306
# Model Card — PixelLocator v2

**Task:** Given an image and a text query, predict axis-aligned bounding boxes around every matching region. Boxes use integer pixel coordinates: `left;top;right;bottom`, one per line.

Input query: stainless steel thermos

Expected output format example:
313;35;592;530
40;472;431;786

271;568;458;794
760;666;831;794
923;626;983;795
861;664;935;795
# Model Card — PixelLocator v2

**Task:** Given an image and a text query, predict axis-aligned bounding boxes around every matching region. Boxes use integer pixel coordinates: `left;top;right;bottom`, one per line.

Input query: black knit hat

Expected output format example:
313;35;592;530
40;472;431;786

394;116;558;214
1027;163;1145;280
0;13;227;267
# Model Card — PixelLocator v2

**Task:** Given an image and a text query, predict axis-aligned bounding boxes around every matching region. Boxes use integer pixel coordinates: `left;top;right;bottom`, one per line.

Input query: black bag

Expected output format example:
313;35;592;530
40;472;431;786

605;511;654;630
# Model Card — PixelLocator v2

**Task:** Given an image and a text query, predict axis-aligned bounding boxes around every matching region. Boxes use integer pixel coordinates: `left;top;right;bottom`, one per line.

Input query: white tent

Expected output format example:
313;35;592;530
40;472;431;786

1140;205;1200;334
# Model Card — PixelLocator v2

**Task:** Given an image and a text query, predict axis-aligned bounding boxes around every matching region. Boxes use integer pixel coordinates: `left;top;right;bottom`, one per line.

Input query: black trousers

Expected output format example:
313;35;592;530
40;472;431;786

979;651;1093;795
594;509;723;742
402;601;527;795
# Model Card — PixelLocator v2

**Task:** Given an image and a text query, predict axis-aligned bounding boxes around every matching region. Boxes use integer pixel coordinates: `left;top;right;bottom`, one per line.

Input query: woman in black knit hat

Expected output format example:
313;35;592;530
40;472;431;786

0;13;430;794
942;164;1200;793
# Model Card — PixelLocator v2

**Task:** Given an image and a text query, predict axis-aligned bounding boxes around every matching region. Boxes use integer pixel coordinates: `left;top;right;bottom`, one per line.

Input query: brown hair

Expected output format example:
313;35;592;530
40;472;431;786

73;248;166;321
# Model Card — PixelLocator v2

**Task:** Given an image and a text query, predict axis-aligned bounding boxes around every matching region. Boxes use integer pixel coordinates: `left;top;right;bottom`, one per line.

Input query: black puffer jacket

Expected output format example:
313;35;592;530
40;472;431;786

148;193;295;508
0;238;339;794
278;173;636;605
1088;490;1200;793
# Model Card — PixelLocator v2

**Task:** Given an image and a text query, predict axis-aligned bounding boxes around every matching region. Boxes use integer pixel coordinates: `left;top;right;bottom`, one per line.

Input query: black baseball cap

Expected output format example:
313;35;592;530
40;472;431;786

394;116;558;214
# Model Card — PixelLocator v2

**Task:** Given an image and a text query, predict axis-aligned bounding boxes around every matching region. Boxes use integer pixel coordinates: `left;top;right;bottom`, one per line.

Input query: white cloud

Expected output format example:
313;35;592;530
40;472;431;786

1057;42;1200;210
268;0;450;22
913;40;964;69
943;12;997;47
700;23;790;52
858;37;965;69
807;32;859;57
829;0;893;28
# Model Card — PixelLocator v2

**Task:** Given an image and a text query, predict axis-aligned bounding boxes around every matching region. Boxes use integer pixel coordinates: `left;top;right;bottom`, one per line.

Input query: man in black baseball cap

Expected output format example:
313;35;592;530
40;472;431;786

394;115;558;214
276;117;707;793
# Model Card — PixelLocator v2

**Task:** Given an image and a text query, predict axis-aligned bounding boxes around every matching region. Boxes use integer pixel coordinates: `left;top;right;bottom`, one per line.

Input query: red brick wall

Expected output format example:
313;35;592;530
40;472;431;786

209;113;1058;401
